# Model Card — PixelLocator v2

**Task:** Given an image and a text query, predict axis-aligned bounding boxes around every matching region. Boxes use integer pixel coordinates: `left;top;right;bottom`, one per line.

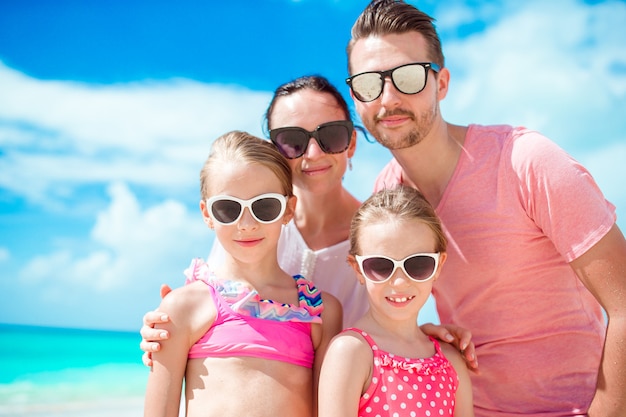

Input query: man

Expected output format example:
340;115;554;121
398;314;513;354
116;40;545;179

345;0;626;415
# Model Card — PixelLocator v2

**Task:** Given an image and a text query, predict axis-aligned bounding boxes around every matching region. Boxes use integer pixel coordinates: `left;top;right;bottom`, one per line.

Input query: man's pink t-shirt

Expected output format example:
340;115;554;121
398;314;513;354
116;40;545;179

374;124;615;417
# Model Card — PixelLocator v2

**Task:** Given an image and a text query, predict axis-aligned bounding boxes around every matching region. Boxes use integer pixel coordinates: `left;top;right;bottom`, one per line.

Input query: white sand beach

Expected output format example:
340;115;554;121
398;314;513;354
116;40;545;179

0;397;185;417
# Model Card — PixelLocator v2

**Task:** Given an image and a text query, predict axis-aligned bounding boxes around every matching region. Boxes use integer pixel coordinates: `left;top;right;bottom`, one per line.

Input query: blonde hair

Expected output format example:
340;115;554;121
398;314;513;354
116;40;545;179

349;185;447;255
200;131;293;200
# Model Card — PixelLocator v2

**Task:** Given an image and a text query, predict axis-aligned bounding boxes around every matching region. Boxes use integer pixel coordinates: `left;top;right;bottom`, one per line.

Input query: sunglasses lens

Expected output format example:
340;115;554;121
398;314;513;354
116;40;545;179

250;197;283;222
392;64;427;94
404;255;436;281
350;72;383;102
359;254;438;283
271;122;352;158
317;124;351;154
211;199;242;224
361;257;395;282
272;130;308;159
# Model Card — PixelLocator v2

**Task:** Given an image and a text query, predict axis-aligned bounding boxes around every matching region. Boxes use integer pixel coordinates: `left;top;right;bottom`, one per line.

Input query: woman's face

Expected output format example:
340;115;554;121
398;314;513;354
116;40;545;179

269;89;356;196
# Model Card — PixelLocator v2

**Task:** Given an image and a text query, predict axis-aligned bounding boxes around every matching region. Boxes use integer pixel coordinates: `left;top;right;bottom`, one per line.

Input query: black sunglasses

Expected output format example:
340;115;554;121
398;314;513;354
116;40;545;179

346;62;440;102
269;120;353;159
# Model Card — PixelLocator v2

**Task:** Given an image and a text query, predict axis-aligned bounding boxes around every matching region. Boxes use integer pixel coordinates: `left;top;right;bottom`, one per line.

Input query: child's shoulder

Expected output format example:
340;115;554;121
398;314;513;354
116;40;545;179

160;280;212;313
319;291;341;313
322;328;374;377
328;328;373;355
436;338;468;372
437;338;462;359
159;281;216;336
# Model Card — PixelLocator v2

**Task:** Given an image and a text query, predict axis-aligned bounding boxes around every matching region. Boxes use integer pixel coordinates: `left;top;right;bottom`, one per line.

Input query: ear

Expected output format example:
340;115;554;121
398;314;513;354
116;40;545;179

346;255;366;285
432;252;447;282
436;67;450;101
347;128;357;159
199;200;214;229
283;195;297;225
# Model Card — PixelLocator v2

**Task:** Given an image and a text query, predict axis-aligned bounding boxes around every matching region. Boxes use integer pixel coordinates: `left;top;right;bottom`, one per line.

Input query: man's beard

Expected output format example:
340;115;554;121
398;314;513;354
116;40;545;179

366;103;438;151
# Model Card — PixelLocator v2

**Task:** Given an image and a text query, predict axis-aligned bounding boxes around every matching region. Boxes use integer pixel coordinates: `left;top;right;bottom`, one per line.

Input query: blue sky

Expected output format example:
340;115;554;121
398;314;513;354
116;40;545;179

1;0;625;332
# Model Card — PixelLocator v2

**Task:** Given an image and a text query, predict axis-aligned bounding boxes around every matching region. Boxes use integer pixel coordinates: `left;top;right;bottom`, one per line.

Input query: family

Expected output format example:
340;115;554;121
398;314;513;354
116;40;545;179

141;1;626;416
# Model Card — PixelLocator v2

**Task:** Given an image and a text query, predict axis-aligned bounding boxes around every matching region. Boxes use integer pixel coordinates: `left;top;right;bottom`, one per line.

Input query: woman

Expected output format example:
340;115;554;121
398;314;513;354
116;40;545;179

223;75;368;326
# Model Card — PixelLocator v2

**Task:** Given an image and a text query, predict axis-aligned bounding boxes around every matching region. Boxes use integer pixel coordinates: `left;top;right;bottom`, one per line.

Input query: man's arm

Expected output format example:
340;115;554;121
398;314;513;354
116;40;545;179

570;224;626;416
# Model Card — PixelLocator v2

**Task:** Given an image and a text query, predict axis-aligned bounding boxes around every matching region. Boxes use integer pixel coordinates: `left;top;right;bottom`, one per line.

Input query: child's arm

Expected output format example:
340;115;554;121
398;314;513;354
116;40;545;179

143;282;215;417
439;342;475;417
318;331;371;417
312;292;343;416
140;284;174;367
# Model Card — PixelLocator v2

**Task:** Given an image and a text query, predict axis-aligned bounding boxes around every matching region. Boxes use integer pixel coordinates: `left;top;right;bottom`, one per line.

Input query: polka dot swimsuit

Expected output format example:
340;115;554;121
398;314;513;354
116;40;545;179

348;328;459;417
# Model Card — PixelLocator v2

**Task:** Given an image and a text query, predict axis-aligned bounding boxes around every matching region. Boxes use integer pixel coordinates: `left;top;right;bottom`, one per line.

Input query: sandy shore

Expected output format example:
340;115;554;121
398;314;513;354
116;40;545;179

0;397;186;417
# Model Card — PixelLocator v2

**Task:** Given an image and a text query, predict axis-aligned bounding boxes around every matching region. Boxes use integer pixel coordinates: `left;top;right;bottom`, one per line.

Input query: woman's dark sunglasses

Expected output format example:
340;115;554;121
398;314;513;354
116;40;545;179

269;120;353;159
206;193;287;225
346;62;440;103
355;253;440;283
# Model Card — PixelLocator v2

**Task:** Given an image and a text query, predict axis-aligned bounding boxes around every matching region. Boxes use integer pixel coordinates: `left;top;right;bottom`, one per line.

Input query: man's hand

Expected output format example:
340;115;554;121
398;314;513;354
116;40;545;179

421;322;478;372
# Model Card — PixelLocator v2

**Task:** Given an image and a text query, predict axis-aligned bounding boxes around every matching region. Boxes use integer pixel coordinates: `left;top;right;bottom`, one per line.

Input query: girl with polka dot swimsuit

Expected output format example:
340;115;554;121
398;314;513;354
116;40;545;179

318;186;474;416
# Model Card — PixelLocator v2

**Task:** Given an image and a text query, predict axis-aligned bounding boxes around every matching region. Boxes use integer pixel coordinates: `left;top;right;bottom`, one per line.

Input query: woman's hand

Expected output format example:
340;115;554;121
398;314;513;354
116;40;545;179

139;284;173;367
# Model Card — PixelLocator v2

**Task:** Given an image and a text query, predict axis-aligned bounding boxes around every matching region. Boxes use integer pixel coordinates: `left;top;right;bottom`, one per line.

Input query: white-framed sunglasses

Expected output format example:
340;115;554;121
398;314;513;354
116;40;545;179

355;253;440;283
206;193;287;225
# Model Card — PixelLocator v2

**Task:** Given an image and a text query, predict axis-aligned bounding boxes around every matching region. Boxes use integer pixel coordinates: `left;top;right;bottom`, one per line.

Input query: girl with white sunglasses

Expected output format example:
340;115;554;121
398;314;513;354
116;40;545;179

318;186;473;417
143;131;342;417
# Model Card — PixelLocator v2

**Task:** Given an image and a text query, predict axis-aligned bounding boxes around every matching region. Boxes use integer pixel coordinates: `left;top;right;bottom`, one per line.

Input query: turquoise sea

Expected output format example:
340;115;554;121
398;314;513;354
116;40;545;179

0;323;148;416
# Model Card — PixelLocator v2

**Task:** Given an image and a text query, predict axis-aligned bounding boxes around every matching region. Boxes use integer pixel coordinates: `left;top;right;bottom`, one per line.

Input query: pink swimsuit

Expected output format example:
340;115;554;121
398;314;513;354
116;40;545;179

185;258;323;368
349;328;459;417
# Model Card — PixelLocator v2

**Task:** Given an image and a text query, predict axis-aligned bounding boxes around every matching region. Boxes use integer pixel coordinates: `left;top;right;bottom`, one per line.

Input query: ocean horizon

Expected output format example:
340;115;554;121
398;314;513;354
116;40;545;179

0;323;149;416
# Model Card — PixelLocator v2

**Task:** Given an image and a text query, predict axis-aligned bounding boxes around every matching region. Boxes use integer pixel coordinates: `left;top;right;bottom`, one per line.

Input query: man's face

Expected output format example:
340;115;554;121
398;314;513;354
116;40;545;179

348;31;444;151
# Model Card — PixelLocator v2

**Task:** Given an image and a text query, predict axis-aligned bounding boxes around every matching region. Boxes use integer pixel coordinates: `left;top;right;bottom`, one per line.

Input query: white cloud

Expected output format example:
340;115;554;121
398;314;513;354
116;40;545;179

434;1;513;31
19;252;65;283
442;0;626;142
19;182;209;292
0;247;10;263
0;62;269;151
0;61;272;208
